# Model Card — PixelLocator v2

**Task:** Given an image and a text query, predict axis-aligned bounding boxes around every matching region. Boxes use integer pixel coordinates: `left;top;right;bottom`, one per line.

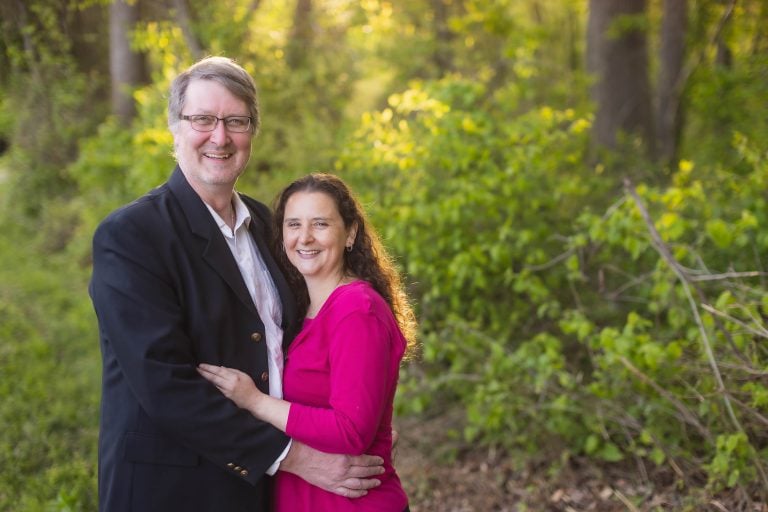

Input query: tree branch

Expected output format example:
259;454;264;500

618;356;712;443
689;270;768;282
624;178;768;493
701;303;768;339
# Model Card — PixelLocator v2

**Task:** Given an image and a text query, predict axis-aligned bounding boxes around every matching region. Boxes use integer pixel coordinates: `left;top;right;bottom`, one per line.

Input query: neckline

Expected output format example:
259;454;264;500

304;279;364;320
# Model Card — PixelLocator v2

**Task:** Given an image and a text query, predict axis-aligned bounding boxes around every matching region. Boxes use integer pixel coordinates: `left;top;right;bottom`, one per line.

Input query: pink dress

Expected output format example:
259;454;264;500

274;280;409;511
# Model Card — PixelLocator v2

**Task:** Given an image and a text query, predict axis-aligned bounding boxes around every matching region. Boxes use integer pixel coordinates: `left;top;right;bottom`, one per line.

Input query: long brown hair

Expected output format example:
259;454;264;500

272;173;417;353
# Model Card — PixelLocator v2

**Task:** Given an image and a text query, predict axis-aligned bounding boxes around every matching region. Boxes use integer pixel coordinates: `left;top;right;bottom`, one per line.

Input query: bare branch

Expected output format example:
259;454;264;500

675;0;736;101
171;0;204;59
689;270;768;282
730;396;768;429
625;178;768;492
701;303;768;339
618;356;712;443
525;248;575;272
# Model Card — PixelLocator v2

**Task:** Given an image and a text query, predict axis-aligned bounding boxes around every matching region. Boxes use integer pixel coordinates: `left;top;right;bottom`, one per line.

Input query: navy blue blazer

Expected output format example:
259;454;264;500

90;167;299;512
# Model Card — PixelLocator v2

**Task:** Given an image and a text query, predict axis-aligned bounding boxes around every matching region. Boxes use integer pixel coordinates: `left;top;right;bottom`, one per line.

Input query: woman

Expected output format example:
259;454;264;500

199;173;416;511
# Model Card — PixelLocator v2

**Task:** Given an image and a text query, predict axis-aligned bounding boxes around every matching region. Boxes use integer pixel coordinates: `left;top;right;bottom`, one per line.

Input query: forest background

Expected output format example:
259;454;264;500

1;0;767;510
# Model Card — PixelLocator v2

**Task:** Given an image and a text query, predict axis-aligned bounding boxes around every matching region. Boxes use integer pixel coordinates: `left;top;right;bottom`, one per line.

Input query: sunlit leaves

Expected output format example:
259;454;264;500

342;65;768;491
706;219;733;249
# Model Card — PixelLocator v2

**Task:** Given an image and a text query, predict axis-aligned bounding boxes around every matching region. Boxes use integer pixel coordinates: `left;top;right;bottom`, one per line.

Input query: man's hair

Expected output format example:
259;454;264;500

168;56;260;135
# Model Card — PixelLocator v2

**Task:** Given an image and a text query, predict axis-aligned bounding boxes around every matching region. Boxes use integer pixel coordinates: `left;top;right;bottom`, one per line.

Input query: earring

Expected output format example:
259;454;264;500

345;245;352;253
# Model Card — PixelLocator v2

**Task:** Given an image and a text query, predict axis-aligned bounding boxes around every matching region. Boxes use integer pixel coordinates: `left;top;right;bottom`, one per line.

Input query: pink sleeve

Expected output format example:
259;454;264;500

285;311;391;454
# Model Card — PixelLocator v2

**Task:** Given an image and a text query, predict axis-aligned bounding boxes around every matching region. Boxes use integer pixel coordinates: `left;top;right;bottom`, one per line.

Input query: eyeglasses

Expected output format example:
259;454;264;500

180;114;252;133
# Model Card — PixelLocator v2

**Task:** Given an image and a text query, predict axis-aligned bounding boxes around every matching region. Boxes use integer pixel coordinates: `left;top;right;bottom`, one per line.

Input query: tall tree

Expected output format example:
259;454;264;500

109;0;145;123
287;0;313;70
171;0;204;60
431;0;456;75
656;0;687;164
71;3;109;79
587;0;653;153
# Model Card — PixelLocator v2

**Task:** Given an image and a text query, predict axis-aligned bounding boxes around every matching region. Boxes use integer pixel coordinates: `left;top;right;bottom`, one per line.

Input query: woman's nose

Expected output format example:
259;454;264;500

298;227;313;243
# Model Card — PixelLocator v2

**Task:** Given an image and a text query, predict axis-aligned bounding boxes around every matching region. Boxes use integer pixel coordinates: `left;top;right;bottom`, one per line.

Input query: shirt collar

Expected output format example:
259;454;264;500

232;192;252;230
204;192;252;237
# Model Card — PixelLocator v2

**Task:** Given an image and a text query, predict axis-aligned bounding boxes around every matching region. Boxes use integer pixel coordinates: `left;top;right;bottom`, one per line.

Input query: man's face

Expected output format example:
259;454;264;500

172;79;252;195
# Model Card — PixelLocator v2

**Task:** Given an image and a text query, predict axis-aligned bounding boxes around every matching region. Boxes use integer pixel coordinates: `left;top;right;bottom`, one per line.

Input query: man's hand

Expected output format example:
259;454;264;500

280;441;384;498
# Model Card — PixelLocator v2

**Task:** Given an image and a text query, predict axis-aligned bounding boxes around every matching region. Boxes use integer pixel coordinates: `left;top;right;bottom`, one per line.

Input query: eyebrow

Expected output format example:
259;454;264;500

284;216;333;222
190;110;250;117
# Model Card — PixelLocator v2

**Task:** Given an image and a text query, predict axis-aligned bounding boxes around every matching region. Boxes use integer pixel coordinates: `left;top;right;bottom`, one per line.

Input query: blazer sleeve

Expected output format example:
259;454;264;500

284;310;393;454
90;205;289;484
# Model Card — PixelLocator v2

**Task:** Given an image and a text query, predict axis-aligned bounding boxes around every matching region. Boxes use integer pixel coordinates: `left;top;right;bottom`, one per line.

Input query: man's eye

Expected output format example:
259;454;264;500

193;116;216;125
226;117;248;127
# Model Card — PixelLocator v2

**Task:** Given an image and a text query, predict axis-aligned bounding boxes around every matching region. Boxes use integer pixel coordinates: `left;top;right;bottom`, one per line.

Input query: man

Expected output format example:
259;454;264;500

89;56;383;512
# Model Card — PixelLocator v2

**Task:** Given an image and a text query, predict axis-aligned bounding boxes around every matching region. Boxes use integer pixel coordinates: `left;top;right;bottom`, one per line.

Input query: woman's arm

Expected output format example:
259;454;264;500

285;311;395;454
199;306;401;455
197;364;290;432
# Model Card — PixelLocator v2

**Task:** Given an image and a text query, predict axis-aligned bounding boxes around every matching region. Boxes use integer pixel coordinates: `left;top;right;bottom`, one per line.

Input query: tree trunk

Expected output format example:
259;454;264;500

109;0;144;123
656;0;687;164
71;3;109;77
587;0;653;153
431;0;454;76
171;0;204;60
11;0;42;83
287;0;313;70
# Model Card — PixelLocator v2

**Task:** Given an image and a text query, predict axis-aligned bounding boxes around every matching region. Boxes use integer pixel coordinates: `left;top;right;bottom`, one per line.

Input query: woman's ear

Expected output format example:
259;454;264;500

346;222;359;248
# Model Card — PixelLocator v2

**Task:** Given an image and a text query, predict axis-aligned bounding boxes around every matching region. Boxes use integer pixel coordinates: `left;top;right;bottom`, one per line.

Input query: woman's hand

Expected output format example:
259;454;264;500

197;363;290;431
197;363;262;411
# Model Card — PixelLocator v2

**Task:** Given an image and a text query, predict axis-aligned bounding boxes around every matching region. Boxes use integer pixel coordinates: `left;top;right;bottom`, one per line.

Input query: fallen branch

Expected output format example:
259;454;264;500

624;178;768;494
624;179;737;426
618;356;712;443
613;489;641;512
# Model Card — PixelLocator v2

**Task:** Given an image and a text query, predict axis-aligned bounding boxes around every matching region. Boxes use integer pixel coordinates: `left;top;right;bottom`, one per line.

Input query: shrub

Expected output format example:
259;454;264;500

338;78;768;492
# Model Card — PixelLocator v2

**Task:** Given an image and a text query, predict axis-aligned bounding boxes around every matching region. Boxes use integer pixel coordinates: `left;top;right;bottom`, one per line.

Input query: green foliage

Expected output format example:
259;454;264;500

0;222;98;511
683;6;768;171
2;0;768;508
1;1;108;216
339;75;768;494
707;432;759;490
339;77;599;451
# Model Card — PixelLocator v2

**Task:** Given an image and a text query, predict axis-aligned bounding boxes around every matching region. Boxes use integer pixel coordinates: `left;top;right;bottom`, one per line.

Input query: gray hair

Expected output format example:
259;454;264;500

168;56;261;136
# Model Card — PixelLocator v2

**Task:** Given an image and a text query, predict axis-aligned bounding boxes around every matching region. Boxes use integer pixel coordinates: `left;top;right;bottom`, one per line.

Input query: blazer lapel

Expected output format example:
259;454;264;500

240;195;299;348
167;167;258;316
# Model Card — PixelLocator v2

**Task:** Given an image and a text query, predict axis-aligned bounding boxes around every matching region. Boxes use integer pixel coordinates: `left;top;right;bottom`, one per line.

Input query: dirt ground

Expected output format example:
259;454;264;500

393;414;767;512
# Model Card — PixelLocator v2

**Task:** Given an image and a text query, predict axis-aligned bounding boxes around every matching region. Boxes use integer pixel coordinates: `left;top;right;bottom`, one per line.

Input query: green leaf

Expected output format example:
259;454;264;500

599;442;624;462
706;219;733;248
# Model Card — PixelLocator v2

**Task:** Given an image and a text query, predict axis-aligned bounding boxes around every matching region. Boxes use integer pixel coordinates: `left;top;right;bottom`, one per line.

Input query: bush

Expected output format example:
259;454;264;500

0;222;99;511
338;78;768;492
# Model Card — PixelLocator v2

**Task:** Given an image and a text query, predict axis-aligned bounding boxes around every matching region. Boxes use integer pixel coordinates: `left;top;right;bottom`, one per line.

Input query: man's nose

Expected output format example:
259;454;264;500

208;119;229;144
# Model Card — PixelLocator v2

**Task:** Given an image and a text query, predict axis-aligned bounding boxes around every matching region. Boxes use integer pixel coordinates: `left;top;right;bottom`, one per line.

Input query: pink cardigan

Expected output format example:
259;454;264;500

274;280;409;511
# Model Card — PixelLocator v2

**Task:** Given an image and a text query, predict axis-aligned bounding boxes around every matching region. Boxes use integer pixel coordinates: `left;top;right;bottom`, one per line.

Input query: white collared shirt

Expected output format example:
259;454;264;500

205;193;291;473
204;193;285;398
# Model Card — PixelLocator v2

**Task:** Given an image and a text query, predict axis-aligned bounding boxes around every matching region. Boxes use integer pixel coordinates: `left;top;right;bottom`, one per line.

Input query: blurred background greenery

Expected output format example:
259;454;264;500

1;0;767;510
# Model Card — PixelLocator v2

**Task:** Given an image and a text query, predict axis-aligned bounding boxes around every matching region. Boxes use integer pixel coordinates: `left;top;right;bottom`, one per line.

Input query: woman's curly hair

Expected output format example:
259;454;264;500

272;173;418;354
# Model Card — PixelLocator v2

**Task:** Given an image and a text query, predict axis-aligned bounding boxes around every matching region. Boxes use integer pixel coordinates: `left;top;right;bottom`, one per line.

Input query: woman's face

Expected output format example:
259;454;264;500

282;191;356;285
